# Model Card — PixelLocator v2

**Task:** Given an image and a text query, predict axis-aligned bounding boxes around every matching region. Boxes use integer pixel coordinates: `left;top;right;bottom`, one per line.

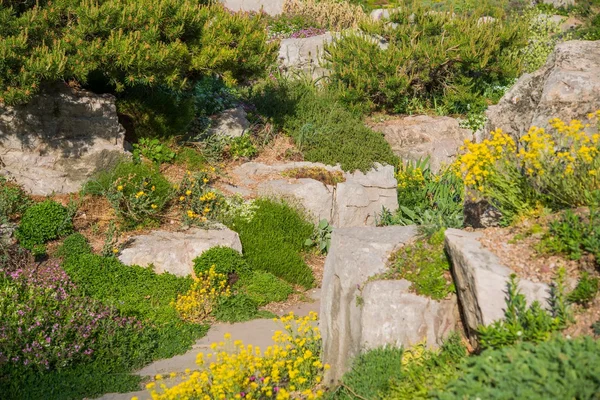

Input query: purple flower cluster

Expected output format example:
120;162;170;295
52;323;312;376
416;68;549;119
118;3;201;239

289;27;327;39
0;263;143;371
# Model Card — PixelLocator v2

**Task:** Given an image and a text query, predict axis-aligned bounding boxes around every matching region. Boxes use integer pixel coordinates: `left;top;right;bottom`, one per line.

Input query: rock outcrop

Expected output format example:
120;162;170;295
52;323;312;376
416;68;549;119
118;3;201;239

222;0;284;15
371;115;472;172
482;40;600;141
278;32;333;79
320;225;459;383
118;227;242;277
231;161;398;226
0;84;126;195
444;229;550;345
207;106;250;138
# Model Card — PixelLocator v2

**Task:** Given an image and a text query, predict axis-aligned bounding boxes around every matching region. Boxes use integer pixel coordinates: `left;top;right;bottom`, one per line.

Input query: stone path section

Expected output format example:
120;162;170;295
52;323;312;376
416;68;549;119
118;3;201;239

97;289;320;400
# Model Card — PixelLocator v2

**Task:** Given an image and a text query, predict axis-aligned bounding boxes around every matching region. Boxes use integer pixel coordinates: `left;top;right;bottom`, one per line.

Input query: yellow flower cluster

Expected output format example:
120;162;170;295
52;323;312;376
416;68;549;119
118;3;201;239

400;341;427;367
178;168;222;225
149;312;328;400
455;128;516;190
518;126;555;175
396;166;425;190
171;266;230;324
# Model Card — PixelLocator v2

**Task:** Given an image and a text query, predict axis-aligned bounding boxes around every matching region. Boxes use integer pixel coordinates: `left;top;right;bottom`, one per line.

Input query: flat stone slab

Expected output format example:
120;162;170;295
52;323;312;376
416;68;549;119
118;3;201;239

222;0;284;15
119;227;242;277
444;228;550;344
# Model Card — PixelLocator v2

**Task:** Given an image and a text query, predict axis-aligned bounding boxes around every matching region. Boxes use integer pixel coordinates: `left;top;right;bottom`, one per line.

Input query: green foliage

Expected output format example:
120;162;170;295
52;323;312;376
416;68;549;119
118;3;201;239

380;159;463;233
593;319;600;336
83;161;172;228
0;177;32;224
477;274;568;349
175;147;208;170
193;246;252;278
305;219;333;254
212;294;259;323
239;270;294;306
56;233;92;260
437;336;600;400
521;8;568;72
384;229;455;300
228;135;258;160
16;200;73;250
539;208;600;263
568;272;599;306
332;346;404;399
229;198;315;288
132;138;176;165
0;2;276;105
324;4;527;113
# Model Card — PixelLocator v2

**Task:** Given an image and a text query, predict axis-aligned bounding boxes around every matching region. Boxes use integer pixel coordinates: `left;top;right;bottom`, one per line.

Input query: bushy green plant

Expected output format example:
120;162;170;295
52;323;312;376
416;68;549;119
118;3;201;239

305;219;333;254
193;246;252;278
568;272;599;306
228;135;258;160
324;4;527;113
229;198;315;288
437;336;600;399
0;177;32;224
0;2;276;105
175;147;208;170
16;200;73;250
212;293;260;323
380;159;463;233
177;169;224;226
83;161;172;228
239;270;294;306
477;274;568;349
384;229;455;300
56;233;92;260
521;8;566;72
132;138;176;165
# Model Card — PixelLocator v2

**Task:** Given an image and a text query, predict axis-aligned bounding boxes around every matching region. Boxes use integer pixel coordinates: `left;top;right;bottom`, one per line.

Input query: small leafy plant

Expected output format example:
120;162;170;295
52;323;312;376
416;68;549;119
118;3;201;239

0;177;32;224
16;200;73;250
177;168;223;226
305;219;333;254
132;138;176;165
567;272;599;306
228;135;258;160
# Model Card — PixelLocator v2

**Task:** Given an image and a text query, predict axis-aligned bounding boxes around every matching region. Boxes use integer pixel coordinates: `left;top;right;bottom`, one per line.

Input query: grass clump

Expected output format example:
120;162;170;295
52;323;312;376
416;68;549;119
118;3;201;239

55;233;93;260
568;272;599;307
239;270;294;306
436;336;600;399
212;294;261;323
16;200;73;251
229;198;315;288
193;246;252;277
384;229;455;300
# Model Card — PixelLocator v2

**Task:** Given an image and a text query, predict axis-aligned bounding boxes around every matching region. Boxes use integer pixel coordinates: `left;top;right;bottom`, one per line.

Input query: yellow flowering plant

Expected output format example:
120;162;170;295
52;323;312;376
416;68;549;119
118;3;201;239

178;168;224;226
455;112;600;224
149;312;328;400
172;266;231;324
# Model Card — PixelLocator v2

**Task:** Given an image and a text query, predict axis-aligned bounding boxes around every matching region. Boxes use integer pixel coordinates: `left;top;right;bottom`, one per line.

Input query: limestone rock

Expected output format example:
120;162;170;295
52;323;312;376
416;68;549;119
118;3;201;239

371;115;472;172
207;106;249;138
542;0;574;8
118;227;242;277
333;164;398;227
320;225;422;383
482;40;600;141
222;0;284;15
463;197;503;228
444;229;550;345
278;33;333;79
0;84;126;195
361;280;458;351
257;178;334;223
0;223;16;245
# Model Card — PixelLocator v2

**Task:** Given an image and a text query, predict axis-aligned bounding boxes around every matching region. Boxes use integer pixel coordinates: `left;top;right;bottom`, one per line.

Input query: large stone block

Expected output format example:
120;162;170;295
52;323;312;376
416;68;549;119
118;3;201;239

444;229;550;344
119;227;242;277
0;84;126;195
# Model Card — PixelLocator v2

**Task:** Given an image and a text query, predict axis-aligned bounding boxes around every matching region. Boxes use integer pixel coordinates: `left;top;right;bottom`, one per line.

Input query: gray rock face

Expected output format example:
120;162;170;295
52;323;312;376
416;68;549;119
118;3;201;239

222;0;284;15
119;227;242;277
483;40;600;141
444;229;550;345
278;33;333;79
0;223;17;245
371;115;472;172
361;280;458;351
0;85;126;195
232;162;398;227
321;225;458;383
207;106;249;138
463;197;503;228
542;0;574;7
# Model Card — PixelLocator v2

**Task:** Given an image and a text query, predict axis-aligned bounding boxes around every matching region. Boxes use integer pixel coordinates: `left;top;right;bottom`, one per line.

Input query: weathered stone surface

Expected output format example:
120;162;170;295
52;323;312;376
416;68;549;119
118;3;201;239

444;229;550;344
320;225;421;383
257;178;334;223
0;85;126;195
222;0;284;15
361;280;458;351
207;106;249;138
0;223;16;245
119;227;242;277
333;164;398;227
463;197;503;228
371;115;472;172
278;33;333;79
477;16;496;25
482;40;600;141
542;0;574;8
232;161;342;186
